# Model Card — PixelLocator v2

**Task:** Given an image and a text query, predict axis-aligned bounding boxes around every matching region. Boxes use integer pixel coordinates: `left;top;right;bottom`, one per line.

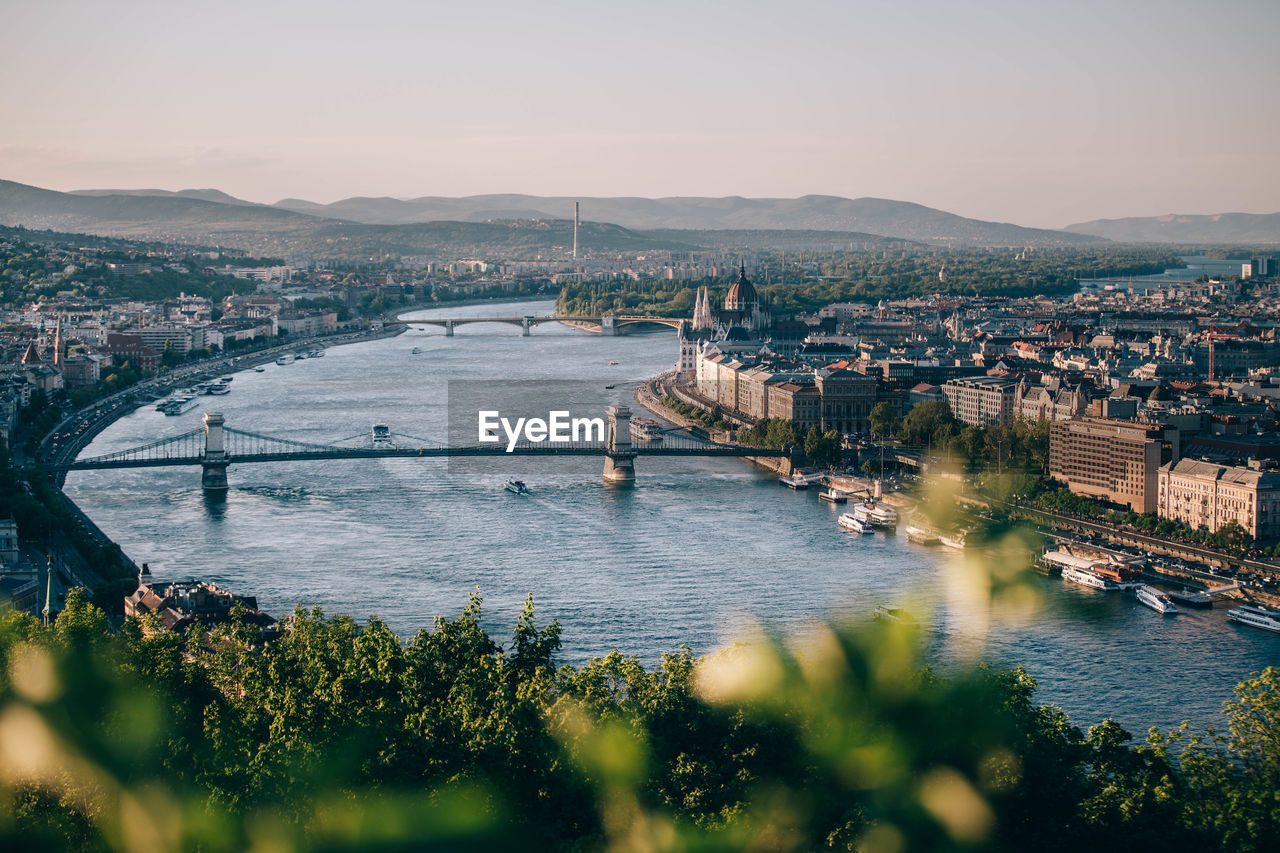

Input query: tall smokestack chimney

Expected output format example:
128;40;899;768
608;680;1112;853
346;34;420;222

573;201;579;261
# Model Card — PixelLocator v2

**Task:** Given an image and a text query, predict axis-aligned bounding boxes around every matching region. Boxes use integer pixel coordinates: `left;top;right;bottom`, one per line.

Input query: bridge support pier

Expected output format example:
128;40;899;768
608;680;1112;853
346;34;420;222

601;316;618;336
522;317;531;337
201;412;230;493
444;320;455;337
603;404;635;485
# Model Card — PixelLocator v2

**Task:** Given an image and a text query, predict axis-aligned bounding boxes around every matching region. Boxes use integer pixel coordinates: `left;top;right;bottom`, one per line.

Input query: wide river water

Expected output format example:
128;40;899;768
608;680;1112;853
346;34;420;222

67;299;1278;733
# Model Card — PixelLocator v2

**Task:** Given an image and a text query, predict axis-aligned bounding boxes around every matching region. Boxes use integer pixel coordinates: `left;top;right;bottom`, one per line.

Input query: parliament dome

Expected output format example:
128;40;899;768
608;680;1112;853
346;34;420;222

724;262;758;311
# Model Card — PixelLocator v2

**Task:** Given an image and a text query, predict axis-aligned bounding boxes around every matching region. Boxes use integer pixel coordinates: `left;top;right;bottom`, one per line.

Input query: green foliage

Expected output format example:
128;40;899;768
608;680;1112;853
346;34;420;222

554;247;1182;316
659;396;732;431
736;417;800;451
869;400;900;439
3;593;1279;851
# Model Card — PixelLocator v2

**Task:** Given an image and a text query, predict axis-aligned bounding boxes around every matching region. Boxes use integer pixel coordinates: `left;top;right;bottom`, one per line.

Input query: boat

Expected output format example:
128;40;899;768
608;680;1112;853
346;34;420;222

160;396;200;416
1133;584;1179;614
411;347;423;355
308;350;324;358
819;487;847;504
1228;604;1280;633
1061;566;1119;591
851;501;899;530
780;474;810;489
939;531;968;550
629;417;664;443
275;354;295;365
205;380;231;395
604;384;616;389
371;423;395;449
838;513;873;534
874;605;915;624
504;480;529;495
253;367;266;372
609;360;619;365
904;525;940;545
1167;588;1214;608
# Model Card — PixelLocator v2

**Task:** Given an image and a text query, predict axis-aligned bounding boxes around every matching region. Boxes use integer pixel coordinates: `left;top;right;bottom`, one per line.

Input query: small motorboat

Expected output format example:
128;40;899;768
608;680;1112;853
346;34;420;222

609;360;619;365
604;384;616;389
504;480;529;495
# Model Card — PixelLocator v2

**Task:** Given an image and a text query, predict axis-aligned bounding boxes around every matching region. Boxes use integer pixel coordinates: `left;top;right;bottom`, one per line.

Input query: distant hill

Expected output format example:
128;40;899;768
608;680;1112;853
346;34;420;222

0;180;690;257
273;193;1101;247
1064;212;1280;244
635;228;916;251
70;187;259;206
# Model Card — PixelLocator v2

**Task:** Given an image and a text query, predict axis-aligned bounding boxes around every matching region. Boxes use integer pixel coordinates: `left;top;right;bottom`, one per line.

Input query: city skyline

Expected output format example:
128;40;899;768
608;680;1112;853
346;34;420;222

3;0;1278;228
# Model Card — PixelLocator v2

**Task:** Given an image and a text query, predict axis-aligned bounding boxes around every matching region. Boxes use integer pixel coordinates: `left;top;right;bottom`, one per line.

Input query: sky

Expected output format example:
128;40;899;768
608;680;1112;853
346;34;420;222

2;0;1277;228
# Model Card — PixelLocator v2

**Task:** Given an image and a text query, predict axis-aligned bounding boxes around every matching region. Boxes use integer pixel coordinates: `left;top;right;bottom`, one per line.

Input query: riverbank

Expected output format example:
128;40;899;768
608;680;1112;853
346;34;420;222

636;371;795;476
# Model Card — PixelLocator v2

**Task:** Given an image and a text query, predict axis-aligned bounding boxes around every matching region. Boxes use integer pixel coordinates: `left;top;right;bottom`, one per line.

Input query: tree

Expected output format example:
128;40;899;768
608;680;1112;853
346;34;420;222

869;401;899;439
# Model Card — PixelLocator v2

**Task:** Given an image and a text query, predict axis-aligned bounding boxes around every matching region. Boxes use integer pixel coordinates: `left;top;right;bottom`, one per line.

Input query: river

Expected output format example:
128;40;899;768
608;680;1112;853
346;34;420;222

65;299;1279;733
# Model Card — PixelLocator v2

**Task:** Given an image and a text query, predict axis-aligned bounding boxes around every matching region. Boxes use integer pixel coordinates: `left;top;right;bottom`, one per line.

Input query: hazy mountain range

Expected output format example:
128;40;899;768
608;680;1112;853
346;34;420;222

0;179;1274;254
1064;212;1280;244
269;193;1104;247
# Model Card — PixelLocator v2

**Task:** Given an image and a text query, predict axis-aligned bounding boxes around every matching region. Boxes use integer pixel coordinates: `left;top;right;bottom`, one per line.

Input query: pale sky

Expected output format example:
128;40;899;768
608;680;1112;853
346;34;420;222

2;0;1277;227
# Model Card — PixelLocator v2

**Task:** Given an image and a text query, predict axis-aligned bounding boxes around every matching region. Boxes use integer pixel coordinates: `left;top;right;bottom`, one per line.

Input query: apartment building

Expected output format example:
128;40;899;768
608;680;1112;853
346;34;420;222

1049;417;1180;513
1157;459;1280;542
942;376;1017;427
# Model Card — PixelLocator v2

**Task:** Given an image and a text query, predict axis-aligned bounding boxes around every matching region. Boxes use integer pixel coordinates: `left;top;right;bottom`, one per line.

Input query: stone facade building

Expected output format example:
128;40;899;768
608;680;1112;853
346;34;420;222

1157;459;1280;542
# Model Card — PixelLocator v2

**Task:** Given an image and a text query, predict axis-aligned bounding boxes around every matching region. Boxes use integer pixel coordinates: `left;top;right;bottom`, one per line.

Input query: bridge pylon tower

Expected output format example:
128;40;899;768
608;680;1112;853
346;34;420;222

603;405;636;486
201;411;230;492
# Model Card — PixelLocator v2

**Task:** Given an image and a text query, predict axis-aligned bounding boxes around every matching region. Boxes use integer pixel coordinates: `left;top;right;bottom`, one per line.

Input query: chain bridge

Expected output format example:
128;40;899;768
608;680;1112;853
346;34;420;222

47;408;791;491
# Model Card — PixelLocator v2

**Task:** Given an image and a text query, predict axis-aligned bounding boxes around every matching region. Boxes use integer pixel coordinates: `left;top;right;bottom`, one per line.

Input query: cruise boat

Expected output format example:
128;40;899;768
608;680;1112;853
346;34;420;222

308;350;324;358
1133;584;1179;614
779;474;810;489
1061;566;1119;591
205;380;231;395
838;513;873;534
939;531;968;550
275;354;295;365
629;417;664;443
819;487;847;504
371;423;395;448
851;501;899;530
1167;588;1214;608
1227;604;1280;633
504;479;529;495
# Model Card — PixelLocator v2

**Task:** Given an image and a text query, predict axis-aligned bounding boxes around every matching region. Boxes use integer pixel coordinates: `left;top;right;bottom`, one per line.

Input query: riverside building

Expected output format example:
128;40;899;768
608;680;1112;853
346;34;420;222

1049;417;1180;513
1157;459;1280;542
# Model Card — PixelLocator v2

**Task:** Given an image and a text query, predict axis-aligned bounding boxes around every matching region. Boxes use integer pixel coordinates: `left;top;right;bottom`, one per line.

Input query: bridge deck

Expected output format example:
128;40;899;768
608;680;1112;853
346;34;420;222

57;444;788;471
